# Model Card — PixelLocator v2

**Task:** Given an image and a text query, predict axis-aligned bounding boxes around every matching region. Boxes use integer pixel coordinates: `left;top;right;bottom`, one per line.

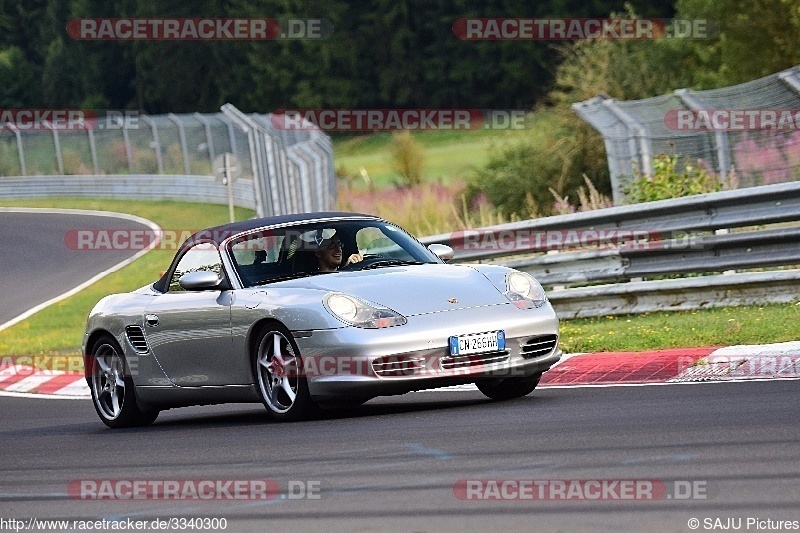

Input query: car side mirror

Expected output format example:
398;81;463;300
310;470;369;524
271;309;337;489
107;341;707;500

178;271;225;291
428;244;455;263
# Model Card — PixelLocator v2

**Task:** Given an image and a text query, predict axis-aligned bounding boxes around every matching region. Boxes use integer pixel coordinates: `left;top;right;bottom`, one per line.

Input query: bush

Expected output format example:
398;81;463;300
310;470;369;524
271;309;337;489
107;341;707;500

389;131;426;186
0;139;21;176
623;154;728;203
104;140;131;174
133;147;159;174
61;150;88;175
550;175;613;214
467;4;697;218
469;111;611;218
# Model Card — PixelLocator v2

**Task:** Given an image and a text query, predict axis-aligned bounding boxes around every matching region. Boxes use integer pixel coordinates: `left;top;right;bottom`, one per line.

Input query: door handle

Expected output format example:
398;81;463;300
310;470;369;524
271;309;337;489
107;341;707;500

145;314;159;327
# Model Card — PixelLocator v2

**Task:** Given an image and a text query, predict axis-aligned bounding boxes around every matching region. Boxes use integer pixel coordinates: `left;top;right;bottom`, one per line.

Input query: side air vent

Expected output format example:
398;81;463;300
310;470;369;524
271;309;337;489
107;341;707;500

125;326;150;353
520;335;558;359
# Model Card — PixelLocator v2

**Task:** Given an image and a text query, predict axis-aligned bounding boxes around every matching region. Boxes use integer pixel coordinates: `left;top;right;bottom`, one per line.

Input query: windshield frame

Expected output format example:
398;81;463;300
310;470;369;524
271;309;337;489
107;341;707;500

222;216;441;288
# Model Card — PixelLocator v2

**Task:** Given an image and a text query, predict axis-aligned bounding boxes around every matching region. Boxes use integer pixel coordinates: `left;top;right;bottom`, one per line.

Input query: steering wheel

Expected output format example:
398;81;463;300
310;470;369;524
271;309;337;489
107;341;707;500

339;254;383;271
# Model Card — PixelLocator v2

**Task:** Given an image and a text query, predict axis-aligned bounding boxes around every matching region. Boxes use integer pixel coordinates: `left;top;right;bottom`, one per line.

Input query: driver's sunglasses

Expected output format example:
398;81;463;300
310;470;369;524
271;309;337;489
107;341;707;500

326;240;343;250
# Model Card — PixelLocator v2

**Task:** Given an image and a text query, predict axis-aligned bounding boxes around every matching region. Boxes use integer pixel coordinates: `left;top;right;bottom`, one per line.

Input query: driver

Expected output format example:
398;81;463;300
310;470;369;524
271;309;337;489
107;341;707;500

316;234;363;272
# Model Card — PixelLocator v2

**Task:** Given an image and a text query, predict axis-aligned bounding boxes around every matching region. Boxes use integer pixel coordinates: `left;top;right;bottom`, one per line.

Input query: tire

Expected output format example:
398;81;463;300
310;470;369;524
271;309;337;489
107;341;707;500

253;324;319;421
476;373;542;401
88;334;159;428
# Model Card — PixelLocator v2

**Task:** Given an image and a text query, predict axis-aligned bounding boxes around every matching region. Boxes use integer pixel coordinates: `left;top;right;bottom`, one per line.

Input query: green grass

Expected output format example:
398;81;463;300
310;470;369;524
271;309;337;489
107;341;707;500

0;198;254;357
559;303;800;353
333;122;533;187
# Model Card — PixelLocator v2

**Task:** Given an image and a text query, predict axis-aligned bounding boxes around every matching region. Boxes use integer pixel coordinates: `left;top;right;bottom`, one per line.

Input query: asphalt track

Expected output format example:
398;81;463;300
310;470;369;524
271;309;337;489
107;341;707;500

2;211;800;532
1;380;798;532
0;211;154;326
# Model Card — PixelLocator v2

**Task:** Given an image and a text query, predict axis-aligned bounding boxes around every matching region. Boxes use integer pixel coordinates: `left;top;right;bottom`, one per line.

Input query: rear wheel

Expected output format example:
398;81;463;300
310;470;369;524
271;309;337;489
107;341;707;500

476;373;542;401
88;335;159;428
254;325;318;421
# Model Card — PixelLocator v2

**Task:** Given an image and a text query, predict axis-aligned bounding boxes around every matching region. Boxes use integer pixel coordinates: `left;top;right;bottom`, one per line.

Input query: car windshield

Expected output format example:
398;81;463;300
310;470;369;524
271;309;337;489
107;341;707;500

227;219;440;287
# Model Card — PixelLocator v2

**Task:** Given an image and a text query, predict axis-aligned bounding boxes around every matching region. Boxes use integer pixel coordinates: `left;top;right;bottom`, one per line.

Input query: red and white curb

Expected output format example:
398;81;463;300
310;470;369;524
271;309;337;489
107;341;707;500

1;341;799;398
428;340;800;392
0;364;88;399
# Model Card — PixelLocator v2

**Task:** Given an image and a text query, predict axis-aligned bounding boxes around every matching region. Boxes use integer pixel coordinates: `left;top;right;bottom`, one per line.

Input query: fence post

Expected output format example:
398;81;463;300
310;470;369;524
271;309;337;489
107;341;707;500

120;117;135;174
194;112;216;169
778;70;800;95
10;126;26;176
168;113;192;174
140;115;163;174
87;128;100;175
221;104;266;218
52;125;64;175
601;98;651;203
675;89;731;178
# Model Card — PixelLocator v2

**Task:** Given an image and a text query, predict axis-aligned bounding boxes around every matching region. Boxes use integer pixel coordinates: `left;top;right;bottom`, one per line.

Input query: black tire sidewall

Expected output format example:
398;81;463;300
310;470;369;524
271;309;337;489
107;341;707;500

252;324;317;421
88;334;158;428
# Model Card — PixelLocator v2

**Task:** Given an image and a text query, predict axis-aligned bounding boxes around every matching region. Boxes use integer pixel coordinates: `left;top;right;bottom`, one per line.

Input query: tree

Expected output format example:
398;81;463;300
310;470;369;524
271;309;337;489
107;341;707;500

676;0;800;88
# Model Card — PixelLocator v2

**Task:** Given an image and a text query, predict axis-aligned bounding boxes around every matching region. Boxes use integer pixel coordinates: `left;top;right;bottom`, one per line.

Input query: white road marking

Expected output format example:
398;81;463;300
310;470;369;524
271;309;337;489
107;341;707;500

0;207;162;332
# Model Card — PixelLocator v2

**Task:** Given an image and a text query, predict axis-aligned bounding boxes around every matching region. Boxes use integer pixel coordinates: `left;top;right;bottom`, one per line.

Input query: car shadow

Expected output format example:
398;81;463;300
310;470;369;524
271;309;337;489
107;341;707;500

139;391;551;429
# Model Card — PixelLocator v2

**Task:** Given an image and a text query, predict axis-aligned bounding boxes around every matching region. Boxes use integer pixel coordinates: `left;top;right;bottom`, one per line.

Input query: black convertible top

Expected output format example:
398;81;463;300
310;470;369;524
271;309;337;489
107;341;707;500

189;211;379;245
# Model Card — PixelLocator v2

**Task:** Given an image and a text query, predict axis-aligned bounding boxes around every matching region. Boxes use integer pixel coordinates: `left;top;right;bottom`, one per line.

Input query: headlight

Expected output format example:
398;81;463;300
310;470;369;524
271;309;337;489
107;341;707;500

324;293;407;328
505;271;547;308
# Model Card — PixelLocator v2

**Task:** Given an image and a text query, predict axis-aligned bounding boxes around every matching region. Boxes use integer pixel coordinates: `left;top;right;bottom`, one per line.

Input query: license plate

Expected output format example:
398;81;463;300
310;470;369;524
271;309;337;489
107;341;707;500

449;331;505;356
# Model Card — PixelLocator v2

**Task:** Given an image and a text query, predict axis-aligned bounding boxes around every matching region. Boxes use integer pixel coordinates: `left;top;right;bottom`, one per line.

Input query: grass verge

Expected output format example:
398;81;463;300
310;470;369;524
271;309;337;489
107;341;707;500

558;303;800;353
333;123;533;187
0;198;253;357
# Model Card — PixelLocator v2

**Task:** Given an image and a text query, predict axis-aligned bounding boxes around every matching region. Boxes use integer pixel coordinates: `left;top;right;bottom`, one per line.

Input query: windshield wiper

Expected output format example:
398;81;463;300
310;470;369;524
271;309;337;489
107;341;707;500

251;272;319;286
360;260;427;270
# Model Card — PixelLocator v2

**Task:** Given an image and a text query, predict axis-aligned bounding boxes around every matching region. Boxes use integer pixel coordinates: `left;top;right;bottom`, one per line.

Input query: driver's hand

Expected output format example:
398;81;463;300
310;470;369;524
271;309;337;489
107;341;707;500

343;253;363;266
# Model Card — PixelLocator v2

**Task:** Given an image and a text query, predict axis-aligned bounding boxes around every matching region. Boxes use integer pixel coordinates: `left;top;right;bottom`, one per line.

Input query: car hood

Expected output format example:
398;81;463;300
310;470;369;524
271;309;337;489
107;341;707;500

277;264;509;316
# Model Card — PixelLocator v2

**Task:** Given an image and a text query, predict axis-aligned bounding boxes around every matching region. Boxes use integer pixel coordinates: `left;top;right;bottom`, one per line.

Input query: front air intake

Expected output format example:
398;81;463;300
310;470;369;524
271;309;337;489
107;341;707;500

520;335;558;359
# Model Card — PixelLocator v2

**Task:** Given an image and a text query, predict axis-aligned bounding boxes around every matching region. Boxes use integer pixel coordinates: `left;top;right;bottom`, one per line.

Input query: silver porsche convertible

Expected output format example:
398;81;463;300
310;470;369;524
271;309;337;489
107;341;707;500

83;212;561;427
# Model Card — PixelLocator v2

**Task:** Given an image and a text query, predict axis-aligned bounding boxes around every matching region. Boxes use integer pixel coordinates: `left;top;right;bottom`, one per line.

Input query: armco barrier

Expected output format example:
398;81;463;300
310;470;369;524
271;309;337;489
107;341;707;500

0;175;256;210
420;181;800;317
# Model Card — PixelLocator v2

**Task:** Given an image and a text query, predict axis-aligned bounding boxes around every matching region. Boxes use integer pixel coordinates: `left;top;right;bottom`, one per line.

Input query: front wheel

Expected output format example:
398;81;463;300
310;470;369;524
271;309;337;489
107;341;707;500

254;325;318;421
476;373;542;401
88;335;159;428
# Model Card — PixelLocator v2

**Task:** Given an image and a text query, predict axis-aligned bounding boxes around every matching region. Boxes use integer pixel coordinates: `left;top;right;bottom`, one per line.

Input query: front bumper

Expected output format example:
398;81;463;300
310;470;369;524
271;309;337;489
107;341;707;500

293;303;561;400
